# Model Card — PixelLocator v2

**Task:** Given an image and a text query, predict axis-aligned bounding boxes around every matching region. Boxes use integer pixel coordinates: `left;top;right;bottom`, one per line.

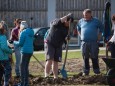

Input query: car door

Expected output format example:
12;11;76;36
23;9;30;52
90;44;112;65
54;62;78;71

34;27;49;50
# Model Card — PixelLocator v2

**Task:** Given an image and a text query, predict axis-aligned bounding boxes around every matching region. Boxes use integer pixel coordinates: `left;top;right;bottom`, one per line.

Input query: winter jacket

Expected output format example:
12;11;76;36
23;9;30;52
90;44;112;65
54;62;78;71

14;28;34;54
0;35;12;60
46;19;68;47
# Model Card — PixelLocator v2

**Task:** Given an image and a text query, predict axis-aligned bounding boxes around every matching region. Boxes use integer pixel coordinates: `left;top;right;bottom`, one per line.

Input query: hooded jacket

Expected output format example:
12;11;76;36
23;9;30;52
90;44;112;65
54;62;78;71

0;35;12;60
14;28;34;54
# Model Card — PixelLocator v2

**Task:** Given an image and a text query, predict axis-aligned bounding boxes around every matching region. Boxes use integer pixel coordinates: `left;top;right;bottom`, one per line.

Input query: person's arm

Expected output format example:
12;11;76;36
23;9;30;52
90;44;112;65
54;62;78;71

60;16;68;23
14;31;25;47
0;36;12;54
111;23;115;35
50;19;61;27
60;13;73;23
76;20;81;37
98;32;102;41
98;20;104;41
9;29;14;41
77;31;81;37
50;13;73;27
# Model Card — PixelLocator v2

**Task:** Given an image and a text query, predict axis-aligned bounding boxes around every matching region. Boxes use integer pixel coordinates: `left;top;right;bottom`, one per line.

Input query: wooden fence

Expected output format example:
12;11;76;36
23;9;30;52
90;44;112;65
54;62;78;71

0;0;111;27
56;0;111;21
0;0;47;27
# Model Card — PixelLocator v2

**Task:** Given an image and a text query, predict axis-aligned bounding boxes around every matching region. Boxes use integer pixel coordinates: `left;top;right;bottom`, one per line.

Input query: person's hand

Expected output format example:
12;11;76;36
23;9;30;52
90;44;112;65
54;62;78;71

8;40;13;44
65;35;70;40
12;48;15;53
62;43;66;49
107;42;111;47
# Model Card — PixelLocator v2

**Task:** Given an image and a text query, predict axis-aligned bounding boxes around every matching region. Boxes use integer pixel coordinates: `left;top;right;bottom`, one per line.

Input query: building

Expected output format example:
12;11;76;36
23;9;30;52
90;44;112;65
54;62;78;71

0;0;113;46
111;0;115;15
0;0;110;27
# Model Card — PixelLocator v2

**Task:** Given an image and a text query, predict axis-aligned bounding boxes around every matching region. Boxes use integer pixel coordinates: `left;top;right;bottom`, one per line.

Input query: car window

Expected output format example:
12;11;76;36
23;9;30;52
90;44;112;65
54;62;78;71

33;28;39;35
36;28;47;37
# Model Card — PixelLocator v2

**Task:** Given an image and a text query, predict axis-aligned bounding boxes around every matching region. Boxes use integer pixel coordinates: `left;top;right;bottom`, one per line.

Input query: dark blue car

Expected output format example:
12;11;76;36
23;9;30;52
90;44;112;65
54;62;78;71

33;27;50;51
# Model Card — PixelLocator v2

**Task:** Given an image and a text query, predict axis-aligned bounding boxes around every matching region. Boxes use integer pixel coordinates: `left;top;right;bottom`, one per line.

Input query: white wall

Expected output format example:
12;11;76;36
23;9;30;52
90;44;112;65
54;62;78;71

47;0;56;26
111;0;115;15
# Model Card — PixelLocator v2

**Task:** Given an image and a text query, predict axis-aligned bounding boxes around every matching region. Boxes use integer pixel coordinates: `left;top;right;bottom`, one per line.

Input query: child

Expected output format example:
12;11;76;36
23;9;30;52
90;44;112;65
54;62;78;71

14;21;34;86
0;23;13;86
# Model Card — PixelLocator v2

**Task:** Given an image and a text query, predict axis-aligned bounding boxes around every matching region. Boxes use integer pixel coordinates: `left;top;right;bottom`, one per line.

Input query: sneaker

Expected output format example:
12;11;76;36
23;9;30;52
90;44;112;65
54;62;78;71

14;75;20;78
82;73;89;76
94;72;100;75
94;69;100;74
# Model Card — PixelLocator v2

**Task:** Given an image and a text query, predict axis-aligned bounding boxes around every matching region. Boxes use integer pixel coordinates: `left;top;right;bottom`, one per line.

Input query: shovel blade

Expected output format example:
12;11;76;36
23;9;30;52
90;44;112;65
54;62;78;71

60;68;67;78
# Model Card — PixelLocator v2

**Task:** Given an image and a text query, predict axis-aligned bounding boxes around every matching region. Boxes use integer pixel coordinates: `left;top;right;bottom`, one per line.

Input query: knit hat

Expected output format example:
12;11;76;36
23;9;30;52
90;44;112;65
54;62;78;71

0;23;5;34
0;21;8;30
20;21;28;29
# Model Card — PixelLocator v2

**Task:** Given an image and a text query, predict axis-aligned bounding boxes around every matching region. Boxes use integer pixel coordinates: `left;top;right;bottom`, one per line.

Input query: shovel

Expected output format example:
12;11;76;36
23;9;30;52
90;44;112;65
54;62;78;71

32;55;45;69
60;39;69;78
33;55;61;75
60;21;71;78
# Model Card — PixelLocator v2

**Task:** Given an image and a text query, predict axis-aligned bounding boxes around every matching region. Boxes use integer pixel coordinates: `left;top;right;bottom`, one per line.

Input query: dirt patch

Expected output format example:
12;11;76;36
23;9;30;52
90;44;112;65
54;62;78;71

31;73;107;85
11;56;108;85
28;56;107;75
12;73;107;86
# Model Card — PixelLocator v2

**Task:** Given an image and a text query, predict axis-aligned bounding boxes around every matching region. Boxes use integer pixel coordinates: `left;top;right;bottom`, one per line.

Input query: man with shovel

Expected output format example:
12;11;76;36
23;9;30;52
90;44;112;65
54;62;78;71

44;13;73;79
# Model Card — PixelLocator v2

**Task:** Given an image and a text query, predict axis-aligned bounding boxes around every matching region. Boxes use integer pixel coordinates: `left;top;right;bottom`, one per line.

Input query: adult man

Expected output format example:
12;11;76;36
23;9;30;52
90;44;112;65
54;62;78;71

44;13;73;79
10;18;22;78
77;9;104;75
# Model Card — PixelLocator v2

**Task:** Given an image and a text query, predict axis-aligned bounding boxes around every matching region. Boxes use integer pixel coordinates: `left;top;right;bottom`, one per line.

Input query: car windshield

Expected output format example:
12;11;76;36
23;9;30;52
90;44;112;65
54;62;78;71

33;28;40;35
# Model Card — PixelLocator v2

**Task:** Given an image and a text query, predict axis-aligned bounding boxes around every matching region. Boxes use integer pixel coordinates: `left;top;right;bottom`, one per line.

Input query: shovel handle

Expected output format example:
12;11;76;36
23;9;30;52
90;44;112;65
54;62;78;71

63;21;71;69
63;40;69;69
32;55;45;69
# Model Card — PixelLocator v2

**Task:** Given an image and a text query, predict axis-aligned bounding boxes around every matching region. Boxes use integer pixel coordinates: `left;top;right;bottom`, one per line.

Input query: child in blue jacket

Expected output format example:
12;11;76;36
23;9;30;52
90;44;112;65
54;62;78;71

14;21;34;86
0;23;13;86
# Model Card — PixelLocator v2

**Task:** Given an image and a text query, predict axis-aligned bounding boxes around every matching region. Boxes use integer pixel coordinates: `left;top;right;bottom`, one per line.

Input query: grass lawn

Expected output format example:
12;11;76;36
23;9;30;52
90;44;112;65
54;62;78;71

12;49;108;76
12;49;107;62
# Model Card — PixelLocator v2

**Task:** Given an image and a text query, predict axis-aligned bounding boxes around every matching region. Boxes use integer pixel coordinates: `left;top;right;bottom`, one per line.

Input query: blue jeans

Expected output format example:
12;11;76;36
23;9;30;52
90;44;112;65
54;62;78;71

14;45;21;76
20;53;32;86
0;60;12;86
0;64;4;86
81;41;100;74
